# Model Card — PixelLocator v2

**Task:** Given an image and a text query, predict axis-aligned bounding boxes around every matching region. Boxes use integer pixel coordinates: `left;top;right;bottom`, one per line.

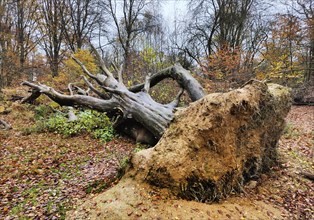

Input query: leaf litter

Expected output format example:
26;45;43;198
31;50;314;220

0;103;313;219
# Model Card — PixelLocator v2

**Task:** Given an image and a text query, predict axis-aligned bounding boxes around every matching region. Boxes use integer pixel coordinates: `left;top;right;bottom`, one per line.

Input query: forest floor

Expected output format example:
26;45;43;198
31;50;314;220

0;88;313;219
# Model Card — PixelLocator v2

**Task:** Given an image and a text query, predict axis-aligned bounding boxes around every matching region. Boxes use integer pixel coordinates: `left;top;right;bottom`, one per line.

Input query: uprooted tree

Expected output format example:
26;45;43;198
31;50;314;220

22;45;292;208
67;81;291;219
22;45;205;144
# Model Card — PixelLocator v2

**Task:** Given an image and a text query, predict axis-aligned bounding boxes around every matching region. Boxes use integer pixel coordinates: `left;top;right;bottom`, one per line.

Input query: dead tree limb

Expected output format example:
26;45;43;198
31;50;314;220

21;89;41;104
0;119;12;130
300;172;314;181
22;45;206;143
128;64;205;101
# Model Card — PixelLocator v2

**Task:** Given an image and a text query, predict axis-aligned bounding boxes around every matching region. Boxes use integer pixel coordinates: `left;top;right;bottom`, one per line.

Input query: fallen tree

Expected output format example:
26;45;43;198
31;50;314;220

22;46;205;143
21;47;292;217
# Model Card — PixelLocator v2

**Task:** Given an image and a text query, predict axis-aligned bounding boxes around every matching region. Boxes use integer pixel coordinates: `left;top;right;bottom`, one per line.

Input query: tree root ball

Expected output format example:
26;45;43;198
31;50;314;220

127;82;291;202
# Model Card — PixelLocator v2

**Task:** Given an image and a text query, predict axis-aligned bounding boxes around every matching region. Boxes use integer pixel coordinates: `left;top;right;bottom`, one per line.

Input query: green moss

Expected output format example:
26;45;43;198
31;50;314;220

85;180;108;194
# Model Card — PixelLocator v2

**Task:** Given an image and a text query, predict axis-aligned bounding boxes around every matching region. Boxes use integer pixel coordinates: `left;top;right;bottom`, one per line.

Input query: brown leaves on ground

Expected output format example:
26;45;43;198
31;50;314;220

0;98;313;219
243;106;314;219
0;117;136;219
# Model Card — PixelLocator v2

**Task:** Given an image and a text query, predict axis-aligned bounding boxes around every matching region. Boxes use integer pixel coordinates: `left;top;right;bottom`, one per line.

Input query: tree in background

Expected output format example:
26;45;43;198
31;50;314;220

296;0;313;84
15;0;39;73
0;0;312;91
61;0;104;52
0;0;14;88
0;0;39;87
103;0;149;73
183;0;267;83
37;0;67;77
258;14;303;84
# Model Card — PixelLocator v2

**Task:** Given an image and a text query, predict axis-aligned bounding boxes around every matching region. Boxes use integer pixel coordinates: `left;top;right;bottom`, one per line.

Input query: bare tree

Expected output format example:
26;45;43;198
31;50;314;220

37;0;67;77
102;0;149;72
296;0;314;83
14;0;40;80
0;0;15;87
61;0;104;52
182;0;267;74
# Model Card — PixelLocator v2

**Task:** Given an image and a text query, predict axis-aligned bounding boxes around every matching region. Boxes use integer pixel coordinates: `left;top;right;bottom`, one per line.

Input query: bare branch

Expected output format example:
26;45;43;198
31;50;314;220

118;64;124;84
129;64;205;101
68;83;74;96
72;55;110;88
22;81;118;112
82;76;110;100
166;88;185;109
0;119;12;130
143;73;152;93
112;62;124;83
72;56;100;81
89;43;114;78
74;85;89;96
100;85;125;96
21;89;41;104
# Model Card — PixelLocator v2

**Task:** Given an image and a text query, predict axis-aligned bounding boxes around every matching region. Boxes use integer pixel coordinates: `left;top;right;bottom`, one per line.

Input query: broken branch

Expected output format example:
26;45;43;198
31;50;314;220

143;73;152;93
82;76;110;99
0;119;12;130
128;64;205;101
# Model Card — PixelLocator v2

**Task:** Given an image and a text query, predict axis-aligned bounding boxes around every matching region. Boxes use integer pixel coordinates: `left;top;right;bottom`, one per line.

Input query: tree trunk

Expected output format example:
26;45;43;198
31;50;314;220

22;46;205;141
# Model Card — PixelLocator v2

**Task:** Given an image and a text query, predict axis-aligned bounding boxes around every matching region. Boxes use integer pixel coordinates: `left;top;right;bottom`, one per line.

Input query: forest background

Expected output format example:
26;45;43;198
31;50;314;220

0;0;313;94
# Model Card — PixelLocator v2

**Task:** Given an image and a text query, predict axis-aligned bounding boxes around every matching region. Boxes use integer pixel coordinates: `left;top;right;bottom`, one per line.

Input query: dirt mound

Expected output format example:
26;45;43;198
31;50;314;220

68;82;291;219
129;82;291;201
69;178;285;220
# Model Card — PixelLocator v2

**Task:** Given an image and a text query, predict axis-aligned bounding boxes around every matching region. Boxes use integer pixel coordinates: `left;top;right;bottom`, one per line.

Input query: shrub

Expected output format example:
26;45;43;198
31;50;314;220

46;110;114;139
25;108;114;142
34;105;55;120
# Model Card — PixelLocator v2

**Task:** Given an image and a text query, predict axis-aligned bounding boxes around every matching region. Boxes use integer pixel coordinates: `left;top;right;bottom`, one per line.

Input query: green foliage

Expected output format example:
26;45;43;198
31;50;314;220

92;127;115;142
22;120;47;135
133;145;145;153
24;108;114;142
117;156;130;179
283;123;301;139
45;110;114;140
34;105;55;120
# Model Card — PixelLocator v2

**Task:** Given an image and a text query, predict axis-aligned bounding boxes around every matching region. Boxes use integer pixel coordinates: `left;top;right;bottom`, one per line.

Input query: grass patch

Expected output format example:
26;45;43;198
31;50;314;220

117;156;130;179
283;123;301;139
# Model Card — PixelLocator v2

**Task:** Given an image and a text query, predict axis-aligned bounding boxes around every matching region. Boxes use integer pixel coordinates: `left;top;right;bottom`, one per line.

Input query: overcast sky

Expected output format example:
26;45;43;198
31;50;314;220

161;0;188;23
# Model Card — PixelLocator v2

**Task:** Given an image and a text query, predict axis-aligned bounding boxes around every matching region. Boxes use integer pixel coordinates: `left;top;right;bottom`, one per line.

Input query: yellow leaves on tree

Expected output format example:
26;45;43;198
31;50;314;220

54;49;99;86
257;14;304;82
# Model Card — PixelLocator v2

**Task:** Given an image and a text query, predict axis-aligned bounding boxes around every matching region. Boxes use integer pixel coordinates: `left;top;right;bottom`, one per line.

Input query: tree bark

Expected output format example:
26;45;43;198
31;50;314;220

22;48;205;141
